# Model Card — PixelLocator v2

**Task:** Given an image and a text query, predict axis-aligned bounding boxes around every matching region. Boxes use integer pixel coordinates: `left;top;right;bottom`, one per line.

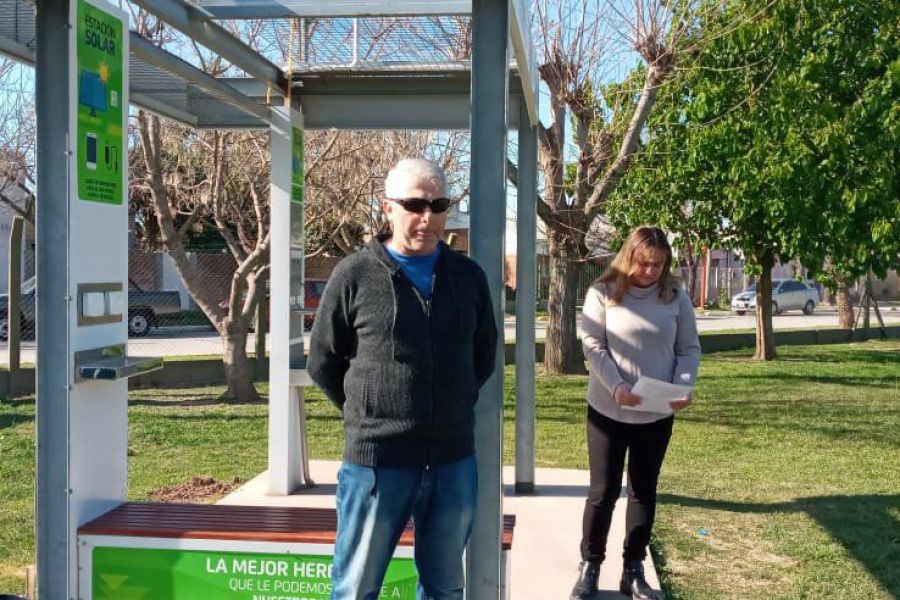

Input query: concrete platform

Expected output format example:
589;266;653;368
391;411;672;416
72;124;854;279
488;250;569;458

220;460;662;599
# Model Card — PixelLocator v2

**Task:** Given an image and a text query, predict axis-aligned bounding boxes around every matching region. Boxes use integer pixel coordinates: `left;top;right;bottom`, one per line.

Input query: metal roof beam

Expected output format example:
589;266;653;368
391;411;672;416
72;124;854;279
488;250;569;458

0;35;34;64
130;92;200;127
224;78;522;129
191;0;471;18
0;31;265;128
132;0;287;92
224;69;522;97
130;32;270;123
301;93;521;130
510;0;537;125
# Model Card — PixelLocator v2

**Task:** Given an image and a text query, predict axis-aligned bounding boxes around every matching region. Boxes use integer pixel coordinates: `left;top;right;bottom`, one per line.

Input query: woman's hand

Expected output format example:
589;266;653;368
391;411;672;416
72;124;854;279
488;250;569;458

614;383;642;407
669;394;693;412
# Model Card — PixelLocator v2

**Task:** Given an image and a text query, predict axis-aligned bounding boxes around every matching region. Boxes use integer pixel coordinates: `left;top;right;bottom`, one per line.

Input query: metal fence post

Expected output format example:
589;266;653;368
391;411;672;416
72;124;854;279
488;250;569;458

8;216;24;390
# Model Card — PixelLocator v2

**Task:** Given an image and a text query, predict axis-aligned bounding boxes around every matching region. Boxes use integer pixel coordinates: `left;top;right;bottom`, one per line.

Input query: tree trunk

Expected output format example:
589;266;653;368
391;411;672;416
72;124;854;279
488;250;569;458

544;232;587;375
137;111;263;403
255;275;268;381
837;282;854;329
688;257;700;306
544;231;587;375
223;322;260;402
753;254;777;360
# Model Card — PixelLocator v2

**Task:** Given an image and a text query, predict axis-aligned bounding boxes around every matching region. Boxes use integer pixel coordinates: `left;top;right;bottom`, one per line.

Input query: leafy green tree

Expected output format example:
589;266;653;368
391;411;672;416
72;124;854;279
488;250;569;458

616;0;899;359
509;1;698;374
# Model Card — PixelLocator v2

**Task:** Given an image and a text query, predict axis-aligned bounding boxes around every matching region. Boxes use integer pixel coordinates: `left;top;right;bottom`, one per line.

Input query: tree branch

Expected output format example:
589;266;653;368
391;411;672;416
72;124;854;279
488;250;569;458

585;63;667;220
138;111;225;325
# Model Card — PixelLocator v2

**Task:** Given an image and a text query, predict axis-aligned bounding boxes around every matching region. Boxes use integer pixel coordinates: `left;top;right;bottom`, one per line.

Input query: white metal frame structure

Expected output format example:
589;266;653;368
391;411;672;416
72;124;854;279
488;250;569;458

2;0;540;597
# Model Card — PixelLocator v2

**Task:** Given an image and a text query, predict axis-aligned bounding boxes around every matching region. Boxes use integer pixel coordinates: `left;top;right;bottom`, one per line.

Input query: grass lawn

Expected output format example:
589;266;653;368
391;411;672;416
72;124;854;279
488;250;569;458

1;339;899;597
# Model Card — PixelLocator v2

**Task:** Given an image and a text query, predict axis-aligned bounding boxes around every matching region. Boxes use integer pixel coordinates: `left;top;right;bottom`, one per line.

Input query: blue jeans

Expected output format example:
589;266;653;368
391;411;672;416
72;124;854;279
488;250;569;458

331;455;478;600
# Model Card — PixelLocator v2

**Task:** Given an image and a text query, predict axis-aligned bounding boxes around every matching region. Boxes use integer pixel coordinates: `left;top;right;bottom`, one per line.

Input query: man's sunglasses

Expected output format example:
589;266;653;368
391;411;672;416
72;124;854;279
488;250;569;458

387;197;452;214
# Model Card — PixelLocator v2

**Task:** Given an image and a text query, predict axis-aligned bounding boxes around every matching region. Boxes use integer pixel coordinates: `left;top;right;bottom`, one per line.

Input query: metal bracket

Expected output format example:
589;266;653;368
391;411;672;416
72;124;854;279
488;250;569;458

74;344;164;382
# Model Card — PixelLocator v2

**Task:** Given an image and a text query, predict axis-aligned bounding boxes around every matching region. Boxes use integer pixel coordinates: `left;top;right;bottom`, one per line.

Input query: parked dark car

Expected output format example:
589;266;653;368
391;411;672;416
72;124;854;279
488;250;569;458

0;277;182;339
0;277;36;340
127;282;182;336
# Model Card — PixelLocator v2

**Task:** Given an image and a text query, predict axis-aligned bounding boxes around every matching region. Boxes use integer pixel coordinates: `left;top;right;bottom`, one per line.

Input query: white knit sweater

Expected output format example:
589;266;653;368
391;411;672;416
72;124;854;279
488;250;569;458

582;280;701;424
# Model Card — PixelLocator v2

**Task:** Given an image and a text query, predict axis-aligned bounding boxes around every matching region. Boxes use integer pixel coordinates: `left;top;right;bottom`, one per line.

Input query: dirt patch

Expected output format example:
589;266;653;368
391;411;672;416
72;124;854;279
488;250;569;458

148;476;244;504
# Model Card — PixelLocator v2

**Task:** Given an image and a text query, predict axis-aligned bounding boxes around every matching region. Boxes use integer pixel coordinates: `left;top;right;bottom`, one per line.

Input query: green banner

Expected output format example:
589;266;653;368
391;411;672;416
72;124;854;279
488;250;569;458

291;126;304;204
75;0;124;205
92;547;418;599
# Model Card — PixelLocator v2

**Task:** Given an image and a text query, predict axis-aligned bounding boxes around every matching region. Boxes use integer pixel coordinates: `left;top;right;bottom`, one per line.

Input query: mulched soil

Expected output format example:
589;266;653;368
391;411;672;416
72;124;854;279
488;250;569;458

147;476;244;504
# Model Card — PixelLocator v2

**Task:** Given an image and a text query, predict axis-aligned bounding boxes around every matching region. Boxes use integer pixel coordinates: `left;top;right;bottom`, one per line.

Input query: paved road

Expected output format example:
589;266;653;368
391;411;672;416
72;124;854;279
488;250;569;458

3;304;898;364
511;303;900;340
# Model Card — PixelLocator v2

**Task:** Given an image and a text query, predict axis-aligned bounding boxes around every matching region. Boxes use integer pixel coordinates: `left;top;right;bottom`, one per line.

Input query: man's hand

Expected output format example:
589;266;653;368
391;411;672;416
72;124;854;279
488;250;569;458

669;394;693;412
614;383;642;407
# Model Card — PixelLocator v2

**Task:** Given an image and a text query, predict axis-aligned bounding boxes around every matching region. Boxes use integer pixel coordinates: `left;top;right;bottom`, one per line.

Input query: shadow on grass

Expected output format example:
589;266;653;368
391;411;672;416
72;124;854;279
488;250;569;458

127;412;343;425
503;410;583;426
658;493;900;597
699;373;899;389
128;396;267;407
706;348;900;365
677;404;900;446
772;349;900;365
1;396;35;407
0;411;33;429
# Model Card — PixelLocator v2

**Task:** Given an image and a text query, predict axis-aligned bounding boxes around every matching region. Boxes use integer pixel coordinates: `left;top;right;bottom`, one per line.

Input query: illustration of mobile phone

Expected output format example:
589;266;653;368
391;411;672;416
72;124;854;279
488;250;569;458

86;132;98;170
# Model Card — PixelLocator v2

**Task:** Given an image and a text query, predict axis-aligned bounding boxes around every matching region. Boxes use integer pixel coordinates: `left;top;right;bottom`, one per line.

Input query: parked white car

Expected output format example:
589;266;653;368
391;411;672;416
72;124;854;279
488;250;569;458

731;279;819;315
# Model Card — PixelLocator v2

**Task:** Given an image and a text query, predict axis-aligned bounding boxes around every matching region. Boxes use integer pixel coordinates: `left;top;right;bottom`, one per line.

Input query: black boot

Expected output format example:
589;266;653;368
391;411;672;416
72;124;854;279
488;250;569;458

569;560;601;600
619;560;657;599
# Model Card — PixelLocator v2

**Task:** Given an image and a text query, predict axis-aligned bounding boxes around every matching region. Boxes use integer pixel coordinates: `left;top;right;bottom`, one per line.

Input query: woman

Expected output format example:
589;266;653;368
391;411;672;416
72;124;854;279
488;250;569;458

569;226;701;600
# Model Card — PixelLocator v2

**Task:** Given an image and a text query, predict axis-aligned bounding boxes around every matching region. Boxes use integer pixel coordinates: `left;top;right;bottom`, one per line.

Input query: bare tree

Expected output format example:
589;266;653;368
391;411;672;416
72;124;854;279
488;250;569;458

127;11;279;401
304;129;470;257
509;0;699;374
128;12;472;400
231;15;472;258
0;58;36;225
131;115;270;401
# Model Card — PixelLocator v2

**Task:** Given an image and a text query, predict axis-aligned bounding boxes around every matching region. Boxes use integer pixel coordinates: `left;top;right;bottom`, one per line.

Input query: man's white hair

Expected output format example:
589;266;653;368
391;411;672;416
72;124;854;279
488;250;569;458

384;158;448;198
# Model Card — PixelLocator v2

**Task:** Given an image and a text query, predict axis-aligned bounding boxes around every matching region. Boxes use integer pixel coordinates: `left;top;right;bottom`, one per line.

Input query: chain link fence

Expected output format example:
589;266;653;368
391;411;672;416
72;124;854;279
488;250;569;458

505;258;606;314
124;247;232;359
0;236;277;369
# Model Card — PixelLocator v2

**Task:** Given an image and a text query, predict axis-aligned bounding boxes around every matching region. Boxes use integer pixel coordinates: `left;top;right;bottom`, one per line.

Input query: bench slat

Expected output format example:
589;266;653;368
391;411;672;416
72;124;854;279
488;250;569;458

78;502;515;549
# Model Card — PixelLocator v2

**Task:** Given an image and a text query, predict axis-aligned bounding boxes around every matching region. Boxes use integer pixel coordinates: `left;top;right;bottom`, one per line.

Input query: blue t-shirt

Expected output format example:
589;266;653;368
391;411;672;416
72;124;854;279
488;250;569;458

384;244;440;300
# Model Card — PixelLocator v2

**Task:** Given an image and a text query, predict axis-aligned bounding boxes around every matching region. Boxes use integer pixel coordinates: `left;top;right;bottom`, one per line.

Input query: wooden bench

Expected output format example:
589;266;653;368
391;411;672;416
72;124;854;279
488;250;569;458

77;502;516;598
80;502;516;547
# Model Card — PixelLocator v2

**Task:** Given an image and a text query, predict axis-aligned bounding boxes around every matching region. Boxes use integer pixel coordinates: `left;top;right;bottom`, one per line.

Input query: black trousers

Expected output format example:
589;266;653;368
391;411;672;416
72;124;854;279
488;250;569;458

580;406;674;563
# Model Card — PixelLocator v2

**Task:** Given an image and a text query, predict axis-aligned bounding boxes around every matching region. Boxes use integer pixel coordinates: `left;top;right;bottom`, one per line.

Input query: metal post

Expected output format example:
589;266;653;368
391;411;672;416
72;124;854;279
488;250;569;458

514;98;537;494
467;0;509;597
8;216;24;381
300;18;307;64
36;0;72;596
255;272;268;380
268;106;310;493
350;18;358;66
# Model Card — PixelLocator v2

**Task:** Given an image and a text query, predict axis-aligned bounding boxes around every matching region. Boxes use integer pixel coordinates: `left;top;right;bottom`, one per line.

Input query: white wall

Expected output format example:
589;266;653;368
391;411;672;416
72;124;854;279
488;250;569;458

160;252;192;310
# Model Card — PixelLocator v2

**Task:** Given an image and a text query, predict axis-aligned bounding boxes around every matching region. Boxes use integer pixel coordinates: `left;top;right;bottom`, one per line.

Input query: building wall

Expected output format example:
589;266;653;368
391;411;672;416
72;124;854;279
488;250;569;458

0;211;36;295
306;256;342;281
444;228;469;254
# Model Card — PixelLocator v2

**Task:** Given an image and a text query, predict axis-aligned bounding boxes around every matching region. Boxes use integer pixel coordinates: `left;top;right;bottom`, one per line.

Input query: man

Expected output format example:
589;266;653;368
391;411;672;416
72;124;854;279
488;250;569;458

308;158;498;600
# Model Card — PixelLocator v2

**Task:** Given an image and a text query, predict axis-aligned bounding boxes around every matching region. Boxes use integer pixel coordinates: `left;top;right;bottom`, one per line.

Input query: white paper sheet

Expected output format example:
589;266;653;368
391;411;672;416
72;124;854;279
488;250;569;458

622;377;694;414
